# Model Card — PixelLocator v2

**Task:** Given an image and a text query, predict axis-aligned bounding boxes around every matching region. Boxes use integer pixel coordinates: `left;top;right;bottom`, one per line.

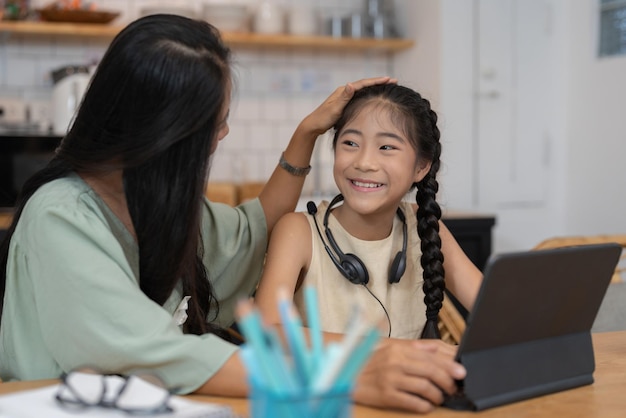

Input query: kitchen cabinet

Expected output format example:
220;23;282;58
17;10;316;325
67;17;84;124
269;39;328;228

0;21;414;52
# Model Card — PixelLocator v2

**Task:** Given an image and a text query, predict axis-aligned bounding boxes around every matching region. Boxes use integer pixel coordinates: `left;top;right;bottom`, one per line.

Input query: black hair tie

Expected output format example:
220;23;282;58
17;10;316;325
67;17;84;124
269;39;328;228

426;310;439;321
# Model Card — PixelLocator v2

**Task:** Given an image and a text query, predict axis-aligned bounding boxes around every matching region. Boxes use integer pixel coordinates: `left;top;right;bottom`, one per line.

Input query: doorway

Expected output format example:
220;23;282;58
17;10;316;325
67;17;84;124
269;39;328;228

474;0;558;250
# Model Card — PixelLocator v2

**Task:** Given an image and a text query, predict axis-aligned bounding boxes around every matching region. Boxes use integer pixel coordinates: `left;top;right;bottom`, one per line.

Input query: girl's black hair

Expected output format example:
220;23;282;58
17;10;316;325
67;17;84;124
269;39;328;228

332;84;445;339
1;14;231;336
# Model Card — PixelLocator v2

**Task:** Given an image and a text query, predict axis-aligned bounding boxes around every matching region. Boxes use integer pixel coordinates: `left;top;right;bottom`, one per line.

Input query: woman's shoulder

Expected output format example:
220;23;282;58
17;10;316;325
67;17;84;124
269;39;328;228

201;197;267;236
17;174;109;236
24;175;95;215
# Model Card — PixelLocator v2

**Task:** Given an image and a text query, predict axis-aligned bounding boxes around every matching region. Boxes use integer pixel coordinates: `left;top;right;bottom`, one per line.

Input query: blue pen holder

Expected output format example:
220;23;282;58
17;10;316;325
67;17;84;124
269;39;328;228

249;379;352;418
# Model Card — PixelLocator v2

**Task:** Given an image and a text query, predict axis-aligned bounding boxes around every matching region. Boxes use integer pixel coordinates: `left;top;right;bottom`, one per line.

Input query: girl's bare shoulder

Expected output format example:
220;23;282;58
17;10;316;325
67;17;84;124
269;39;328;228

273;211;314;238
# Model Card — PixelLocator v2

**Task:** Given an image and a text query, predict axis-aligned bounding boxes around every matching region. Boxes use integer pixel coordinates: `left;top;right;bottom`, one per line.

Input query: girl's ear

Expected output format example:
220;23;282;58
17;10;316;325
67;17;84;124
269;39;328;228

413;161;432;183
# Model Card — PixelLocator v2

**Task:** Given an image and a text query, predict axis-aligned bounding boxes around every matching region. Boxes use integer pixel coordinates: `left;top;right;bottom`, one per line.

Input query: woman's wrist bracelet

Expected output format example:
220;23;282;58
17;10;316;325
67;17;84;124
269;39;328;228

278;152;311;177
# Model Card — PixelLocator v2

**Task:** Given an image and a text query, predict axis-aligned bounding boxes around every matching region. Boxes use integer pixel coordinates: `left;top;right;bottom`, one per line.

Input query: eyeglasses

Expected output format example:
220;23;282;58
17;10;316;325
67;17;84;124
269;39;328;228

55;368;173;415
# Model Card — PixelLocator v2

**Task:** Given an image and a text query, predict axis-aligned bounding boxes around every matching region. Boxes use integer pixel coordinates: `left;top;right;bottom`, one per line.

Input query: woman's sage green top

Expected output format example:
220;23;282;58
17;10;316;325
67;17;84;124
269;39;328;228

0;173;267;393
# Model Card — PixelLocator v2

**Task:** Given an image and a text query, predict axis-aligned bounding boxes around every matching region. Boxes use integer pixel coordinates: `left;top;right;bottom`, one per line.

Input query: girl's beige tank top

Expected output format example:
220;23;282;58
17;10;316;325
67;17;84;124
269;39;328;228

294;200;427;339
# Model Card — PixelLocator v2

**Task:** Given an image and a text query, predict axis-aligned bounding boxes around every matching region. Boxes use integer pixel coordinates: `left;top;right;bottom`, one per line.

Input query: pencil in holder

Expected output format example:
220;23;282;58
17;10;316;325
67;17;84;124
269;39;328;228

249;378;353;418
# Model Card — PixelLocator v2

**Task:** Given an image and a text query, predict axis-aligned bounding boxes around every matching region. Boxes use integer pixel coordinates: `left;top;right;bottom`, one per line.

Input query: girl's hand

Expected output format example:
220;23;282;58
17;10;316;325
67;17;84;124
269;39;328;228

354;339;466;413
299;76;397;137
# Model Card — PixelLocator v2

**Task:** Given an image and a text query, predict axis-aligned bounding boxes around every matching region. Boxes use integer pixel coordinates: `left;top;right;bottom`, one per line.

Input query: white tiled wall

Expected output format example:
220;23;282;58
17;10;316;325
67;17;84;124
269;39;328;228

0;0;399;196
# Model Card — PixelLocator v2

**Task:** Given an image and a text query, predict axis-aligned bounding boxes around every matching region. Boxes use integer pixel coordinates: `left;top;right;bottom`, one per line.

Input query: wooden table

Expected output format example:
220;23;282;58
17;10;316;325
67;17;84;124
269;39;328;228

1;331;624;417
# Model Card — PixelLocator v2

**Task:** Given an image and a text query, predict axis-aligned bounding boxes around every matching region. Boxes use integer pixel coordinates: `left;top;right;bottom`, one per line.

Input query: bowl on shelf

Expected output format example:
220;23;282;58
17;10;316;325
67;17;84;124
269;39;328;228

202;3;250;33
139;6;197;19
37;8;120;24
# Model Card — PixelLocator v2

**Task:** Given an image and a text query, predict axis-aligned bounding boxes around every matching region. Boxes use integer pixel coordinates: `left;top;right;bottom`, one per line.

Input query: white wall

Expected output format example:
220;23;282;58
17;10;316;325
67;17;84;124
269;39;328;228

394;0;626;253
393;1;476;211
564;1;626;235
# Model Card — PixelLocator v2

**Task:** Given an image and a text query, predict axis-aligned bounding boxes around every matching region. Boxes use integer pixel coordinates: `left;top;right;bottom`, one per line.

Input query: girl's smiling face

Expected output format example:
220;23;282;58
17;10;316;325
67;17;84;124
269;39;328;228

333;102;430;217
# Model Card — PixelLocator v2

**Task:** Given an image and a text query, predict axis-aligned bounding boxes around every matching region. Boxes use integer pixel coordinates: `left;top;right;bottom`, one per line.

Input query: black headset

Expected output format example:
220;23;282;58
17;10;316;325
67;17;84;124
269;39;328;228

307;194;408;286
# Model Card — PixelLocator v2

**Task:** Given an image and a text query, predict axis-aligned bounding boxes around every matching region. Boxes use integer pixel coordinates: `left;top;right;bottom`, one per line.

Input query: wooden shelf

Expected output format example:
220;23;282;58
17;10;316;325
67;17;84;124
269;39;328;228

223;32;414;51
0;20;120;37
0;21;414;52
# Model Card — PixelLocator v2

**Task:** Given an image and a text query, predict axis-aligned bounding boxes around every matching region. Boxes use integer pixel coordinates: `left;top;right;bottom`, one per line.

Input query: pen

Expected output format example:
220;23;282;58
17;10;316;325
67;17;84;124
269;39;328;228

277;288;311;386
240;328;305;417
304;286;324;372
317;318;381;417
235;300;283;392
265;326;299;391
239;345;264;387
311;314;371;393
334;325;380;387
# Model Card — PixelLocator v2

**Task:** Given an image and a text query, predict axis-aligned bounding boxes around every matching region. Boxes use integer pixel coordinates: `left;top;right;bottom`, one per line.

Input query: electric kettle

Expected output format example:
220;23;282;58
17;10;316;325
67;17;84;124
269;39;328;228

51;65;91;135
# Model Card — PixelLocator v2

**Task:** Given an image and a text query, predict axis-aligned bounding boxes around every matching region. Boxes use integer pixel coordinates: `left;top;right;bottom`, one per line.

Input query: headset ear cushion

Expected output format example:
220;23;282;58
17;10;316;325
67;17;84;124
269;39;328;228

388;251;406;284
340;253;369;285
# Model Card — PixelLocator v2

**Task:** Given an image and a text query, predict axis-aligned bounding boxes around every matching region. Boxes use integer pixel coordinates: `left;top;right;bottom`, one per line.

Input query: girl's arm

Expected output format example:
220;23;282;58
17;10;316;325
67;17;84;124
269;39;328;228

258;77;396;235
439;220;483;310
254;212;312;324
408;202;482;310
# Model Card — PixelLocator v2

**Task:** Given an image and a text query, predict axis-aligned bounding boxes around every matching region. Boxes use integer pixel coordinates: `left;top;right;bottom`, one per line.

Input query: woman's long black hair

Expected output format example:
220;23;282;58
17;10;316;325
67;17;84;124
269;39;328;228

332;84;445;339
0;14;231;336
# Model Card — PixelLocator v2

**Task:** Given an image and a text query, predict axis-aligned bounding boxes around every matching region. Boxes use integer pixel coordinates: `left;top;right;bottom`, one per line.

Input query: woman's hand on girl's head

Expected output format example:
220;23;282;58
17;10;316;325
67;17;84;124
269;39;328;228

299;76;398;137
353;338;466;413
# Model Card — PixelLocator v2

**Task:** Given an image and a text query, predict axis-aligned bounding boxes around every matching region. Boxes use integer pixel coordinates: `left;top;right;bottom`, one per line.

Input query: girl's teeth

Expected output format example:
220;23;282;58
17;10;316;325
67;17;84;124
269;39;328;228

353;181;381;188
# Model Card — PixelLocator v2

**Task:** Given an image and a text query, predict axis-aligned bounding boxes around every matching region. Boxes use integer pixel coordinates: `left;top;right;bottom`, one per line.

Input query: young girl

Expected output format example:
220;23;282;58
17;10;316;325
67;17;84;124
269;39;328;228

255;84;482;410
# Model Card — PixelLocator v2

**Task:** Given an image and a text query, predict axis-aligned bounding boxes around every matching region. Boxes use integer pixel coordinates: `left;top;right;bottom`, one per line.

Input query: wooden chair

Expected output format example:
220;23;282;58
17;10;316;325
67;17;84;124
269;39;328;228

205;182;265;206
205;182;239;206
238;182;265;204
438;296;466;345
533;234;626;283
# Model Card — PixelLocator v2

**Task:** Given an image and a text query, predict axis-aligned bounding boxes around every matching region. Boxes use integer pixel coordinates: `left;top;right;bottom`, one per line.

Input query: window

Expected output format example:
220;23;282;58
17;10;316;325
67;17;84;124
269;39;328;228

599;0;626;57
